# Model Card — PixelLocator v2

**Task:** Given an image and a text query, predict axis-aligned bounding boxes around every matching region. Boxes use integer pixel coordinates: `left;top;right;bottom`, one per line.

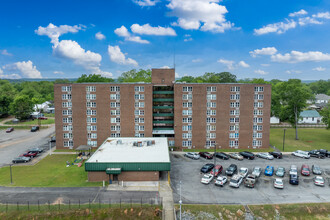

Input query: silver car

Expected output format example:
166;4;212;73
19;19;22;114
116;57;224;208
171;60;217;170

276;167;286;177
314;176;325;187
252;166;262;177
256;152;274;160
184;152;200;160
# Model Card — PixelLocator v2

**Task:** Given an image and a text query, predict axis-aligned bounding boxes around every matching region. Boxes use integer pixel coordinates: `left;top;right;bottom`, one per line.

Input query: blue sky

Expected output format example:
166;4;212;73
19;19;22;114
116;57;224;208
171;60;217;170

0;0;330;80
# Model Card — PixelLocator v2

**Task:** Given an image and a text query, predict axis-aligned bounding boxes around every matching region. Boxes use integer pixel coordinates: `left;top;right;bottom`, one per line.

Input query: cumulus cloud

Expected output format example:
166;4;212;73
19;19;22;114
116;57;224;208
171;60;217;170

289;9;308;17
133;0;159;6
53;71;64;75
286;70;302;74
184;37;192;42
313;67;326;71
0;49;13;56
298;17;323;26
313;12;330;19
95;32;106;40
250;47;278;57
3;61;42;78
254;70;268;75
254;19;296;35
167;0;235;33
238;61;250;68
217;59;235;70
114;26;149;44
108;45;138;66
131;24;176;36
271;51;330;63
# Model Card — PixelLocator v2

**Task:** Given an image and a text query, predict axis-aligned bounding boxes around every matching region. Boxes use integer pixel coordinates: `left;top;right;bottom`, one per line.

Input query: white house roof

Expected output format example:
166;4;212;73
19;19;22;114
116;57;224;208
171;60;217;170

315;94;330;101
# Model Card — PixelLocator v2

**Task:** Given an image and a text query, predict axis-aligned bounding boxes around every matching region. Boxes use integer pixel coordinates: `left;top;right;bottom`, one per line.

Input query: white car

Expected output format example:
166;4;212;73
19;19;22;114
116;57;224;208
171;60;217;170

201;174;214;184
184;152;200;160
274;178;284;189
238;167;248;178
314;176;325;187
292;150;310;159
256;152;274;160
215;176;228;187
229;175;243;188
289;165;298;175
252;167;262;177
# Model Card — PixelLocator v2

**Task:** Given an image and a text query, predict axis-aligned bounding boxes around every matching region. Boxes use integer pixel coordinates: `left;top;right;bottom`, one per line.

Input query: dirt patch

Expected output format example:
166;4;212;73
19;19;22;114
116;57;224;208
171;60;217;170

52;197;64;205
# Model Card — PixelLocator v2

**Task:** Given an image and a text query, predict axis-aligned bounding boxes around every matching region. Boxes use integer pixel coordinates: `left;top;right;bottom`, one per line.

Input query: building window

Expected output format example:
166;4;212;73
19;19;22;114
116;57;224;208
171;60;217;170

62;102;72;108
182;125;192;131
86;102;96;107
229;140;239;147
230;102;240;108
87;140;97;147
230;118;240;123
207;102;216;108
64;141;73;147
206;140;216;147
135;125;144;131
86;94;96;100
253;110;263;116
135;118;145;123
230;125;239;131
110;133;121;137
182;141;192;147
206;133;216;138
135;133;145;137
110;94;120;100
135;102;145;108
254;94;264;100
110;86;120;92
135;86;144;92
182;110;192;115
206;125;216;131
110;110;120;115
87;133;97;139
61;86;72;92
206;118;216;123
206;110;216;115
206;94;216;100
62;94;72;100
229;133;239;138
62;110;72;115
182;94;192;100
169;140;175;146
87;125;97;131
254;86;264;92
253;117;263;123
111;125;121;131
63;133;73;139
86;86;96;92
182;102;192;108
182;133;192;139
110;102;120;108
62;117;73;123
135;94;145;100
230;86;240;92
183;86;192;92
253;125;263;131
134;110;144;115
230;110;240;115
87;117;97;123
111;117;121;123
253;140;262;147
253;133;262;138
254;102;263;108
87;110;97;115
230;94;240;100
182;118;192;123
63;125;73;131
207;87;216;92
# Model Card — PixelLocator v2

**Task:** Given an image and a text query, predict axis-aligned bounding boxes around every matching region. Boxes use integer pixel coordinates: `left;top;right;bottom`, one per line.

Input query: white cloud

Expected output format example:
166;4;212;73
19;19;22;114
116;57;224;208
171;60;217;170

133;0;159;7
108;45;138;66
167;0;235;33
114;25;149;44
261;64;270;67
254;19;296;35
217;59;234;70
4;61;42;78
131;24;176;36
250;47;278;57
254;69;268;75
313;12;330;19
298;17;323;26
192;59;202;63
0;49;13;56
160;66;171;69
184;37;192;42
53;71;64;75
313;67;326;71
238;61;250;68
271;50;330;63
286;70;302;74
289;9;308;17
95;32;106;40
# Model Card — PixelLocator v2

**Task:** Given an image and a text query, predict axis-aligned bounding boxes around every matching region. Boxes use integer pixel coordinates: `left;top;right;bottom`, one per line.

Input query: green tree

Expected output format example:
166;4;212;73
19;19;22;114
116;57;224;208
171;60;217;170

118;69;151;82
308;80;330;95
10;95;33;120
274;79;313;140
76;74;114;83
176;76;196;83
320;103;330;129
0;80;17;116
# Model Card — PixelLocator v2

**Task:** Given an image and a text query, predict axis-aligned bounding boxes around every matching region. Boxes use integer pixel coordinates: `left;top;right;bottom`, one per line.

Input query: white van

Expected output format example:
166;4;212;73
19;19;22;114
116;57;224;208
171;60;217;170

292;150;310;159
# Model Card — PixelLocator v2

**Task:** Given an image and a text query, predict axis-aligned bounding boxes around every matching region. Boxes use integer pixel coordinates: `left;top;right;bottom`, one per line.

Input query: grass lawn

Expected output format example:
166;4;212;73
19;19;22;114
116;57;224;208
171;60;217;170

44;113;55;117
5;118;55;125
270;128;330;152
0;155;101;187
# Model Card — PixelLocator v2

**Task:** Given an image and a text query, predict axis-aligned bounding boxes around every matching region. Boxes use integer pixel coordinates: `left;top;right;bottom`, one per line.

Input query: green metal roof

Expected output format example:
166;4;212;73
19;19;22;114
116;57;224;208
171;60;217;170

300;110;321;118
106;168;122;174
86;162;171;172
153;106;174;109
153;113;174;117
153;98;174;102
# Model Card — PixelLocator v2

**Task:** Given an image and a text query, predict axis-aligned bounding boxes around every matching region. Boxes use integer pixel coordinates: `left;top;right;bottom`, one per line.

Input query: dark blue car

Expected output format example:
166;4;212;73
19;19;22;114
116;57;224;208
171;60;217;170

264;166;274;176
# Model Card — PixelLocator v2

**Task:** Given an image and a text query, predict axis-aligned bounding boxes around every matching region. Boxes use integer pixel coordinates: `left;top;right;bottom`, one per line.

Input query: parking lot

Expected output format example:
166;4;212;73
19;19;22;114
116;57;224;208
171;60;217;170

170;152;330;205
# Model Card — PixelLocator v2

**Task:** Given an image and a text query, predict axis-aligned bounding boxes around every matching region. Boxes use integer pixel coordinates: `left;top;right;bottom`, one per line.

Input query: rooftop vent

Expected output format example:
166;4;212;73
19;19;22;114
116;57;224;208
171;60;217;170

117;140;122;145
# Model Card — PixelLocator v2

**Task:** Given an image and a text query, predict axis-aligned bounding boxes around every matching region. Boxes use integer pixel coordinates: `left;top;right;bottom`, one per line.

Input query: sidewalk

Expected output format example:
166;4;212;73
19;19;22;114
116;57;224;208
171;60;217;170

107;181;159;191
159;181;175;220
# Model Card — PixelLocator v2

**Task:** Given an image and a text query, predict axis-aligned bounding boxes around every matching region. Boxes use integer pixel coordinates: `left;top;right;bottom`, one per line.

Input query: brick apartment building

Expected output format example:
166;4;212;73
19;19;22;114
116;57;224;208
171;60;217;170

54;68;271;150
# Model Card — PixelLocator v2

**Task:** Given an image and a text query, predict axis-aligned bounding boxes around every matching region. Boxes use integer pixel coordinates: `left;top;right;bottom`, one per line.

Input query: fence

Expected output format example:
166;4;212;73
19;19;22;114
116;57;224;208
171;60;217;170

0;197;162;213
271;124;326;128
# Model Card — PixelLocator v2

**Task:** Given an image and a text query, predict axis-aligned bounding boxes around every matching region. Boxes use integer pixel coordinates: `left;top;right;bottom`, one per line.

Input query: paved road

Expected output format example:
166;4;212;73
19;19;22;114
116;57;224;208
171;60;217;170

0;126;55;167
170;152;330;205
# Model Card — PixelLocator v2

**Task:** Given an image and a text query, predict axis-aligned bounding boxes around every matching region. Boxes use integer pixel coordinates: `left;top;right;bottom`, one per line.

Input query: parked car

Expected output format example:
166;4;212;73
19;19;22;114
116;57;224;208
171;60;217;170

214;176;228;187
38;116;48;120
31;126;40;132
213;152;229;160
274;178;284;189
318;149;330;158
238;167;248;178
309;150;325;159
252;166;262;177
225;164;237;176
12;156;31;163
275;167;286;177
292;150;310;159
314;176;325;187
289;174;299;185
199;152;213;159
239;151;255;160
6;127;14;133
264;166;274;176
50;136;56;143
269;151;283;159
200;163;215;173
20;152;38;158
28;148;44;154
184;152;200;160
256;152;274;160
312;164;322;175
244;174;257;188
289;165;298;175
229;153;243;160
229;174;243;188
301;164;310;176
201;173;214;184
210;165;223;177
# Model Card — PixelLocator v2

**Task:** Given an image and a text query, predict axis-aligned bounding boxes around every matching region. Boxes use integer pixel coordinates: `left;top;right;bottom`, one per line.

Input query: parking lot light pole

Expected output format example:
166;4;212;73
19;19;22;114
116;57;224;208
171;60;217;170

10;164;13;184
49;141;52;155
283;128;286;152
213;143;217;175
179;180;182;220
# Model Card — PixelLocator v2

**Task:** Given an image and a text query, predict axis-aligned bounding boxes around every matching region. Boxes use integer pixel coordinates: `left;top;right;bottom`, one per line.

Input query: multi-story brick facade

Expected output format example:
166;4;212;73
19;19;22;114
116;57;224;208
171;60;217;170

54;68;271;150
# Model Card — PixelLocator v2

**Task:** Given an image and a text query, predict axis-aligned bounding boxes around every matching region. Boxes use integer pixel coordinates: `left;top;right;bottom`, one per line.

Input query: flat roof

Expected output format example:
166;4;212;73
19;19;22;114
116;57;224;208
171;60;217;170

87;137;170;163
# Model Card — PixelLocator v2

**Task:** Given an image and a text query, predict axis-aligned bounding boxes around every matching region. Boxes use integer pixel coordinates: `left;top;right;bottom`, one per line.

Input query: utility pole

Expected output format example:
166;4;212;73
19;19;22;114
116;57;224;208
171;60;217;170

213;142;217;174
282;128;286;152
179;180;182;220
49;141;52;155
10;164;13;184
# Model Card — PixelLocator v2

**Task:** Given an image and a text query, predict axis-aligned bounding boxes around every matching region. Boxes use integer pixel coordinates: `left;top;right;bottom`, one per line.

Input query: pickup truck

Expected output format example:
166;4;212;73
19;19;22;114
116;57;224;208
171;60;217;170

244;174;257;188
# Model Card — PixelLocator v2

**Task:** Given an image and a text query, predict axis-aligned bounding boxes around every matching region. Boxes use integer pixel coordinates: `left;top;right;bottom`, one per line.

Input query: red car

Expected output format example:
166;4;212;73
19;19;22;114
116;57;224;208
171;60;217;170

199;152;213;159
301;164;310;176
210;165;223;177
6;127;14;133
20;152;38;158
